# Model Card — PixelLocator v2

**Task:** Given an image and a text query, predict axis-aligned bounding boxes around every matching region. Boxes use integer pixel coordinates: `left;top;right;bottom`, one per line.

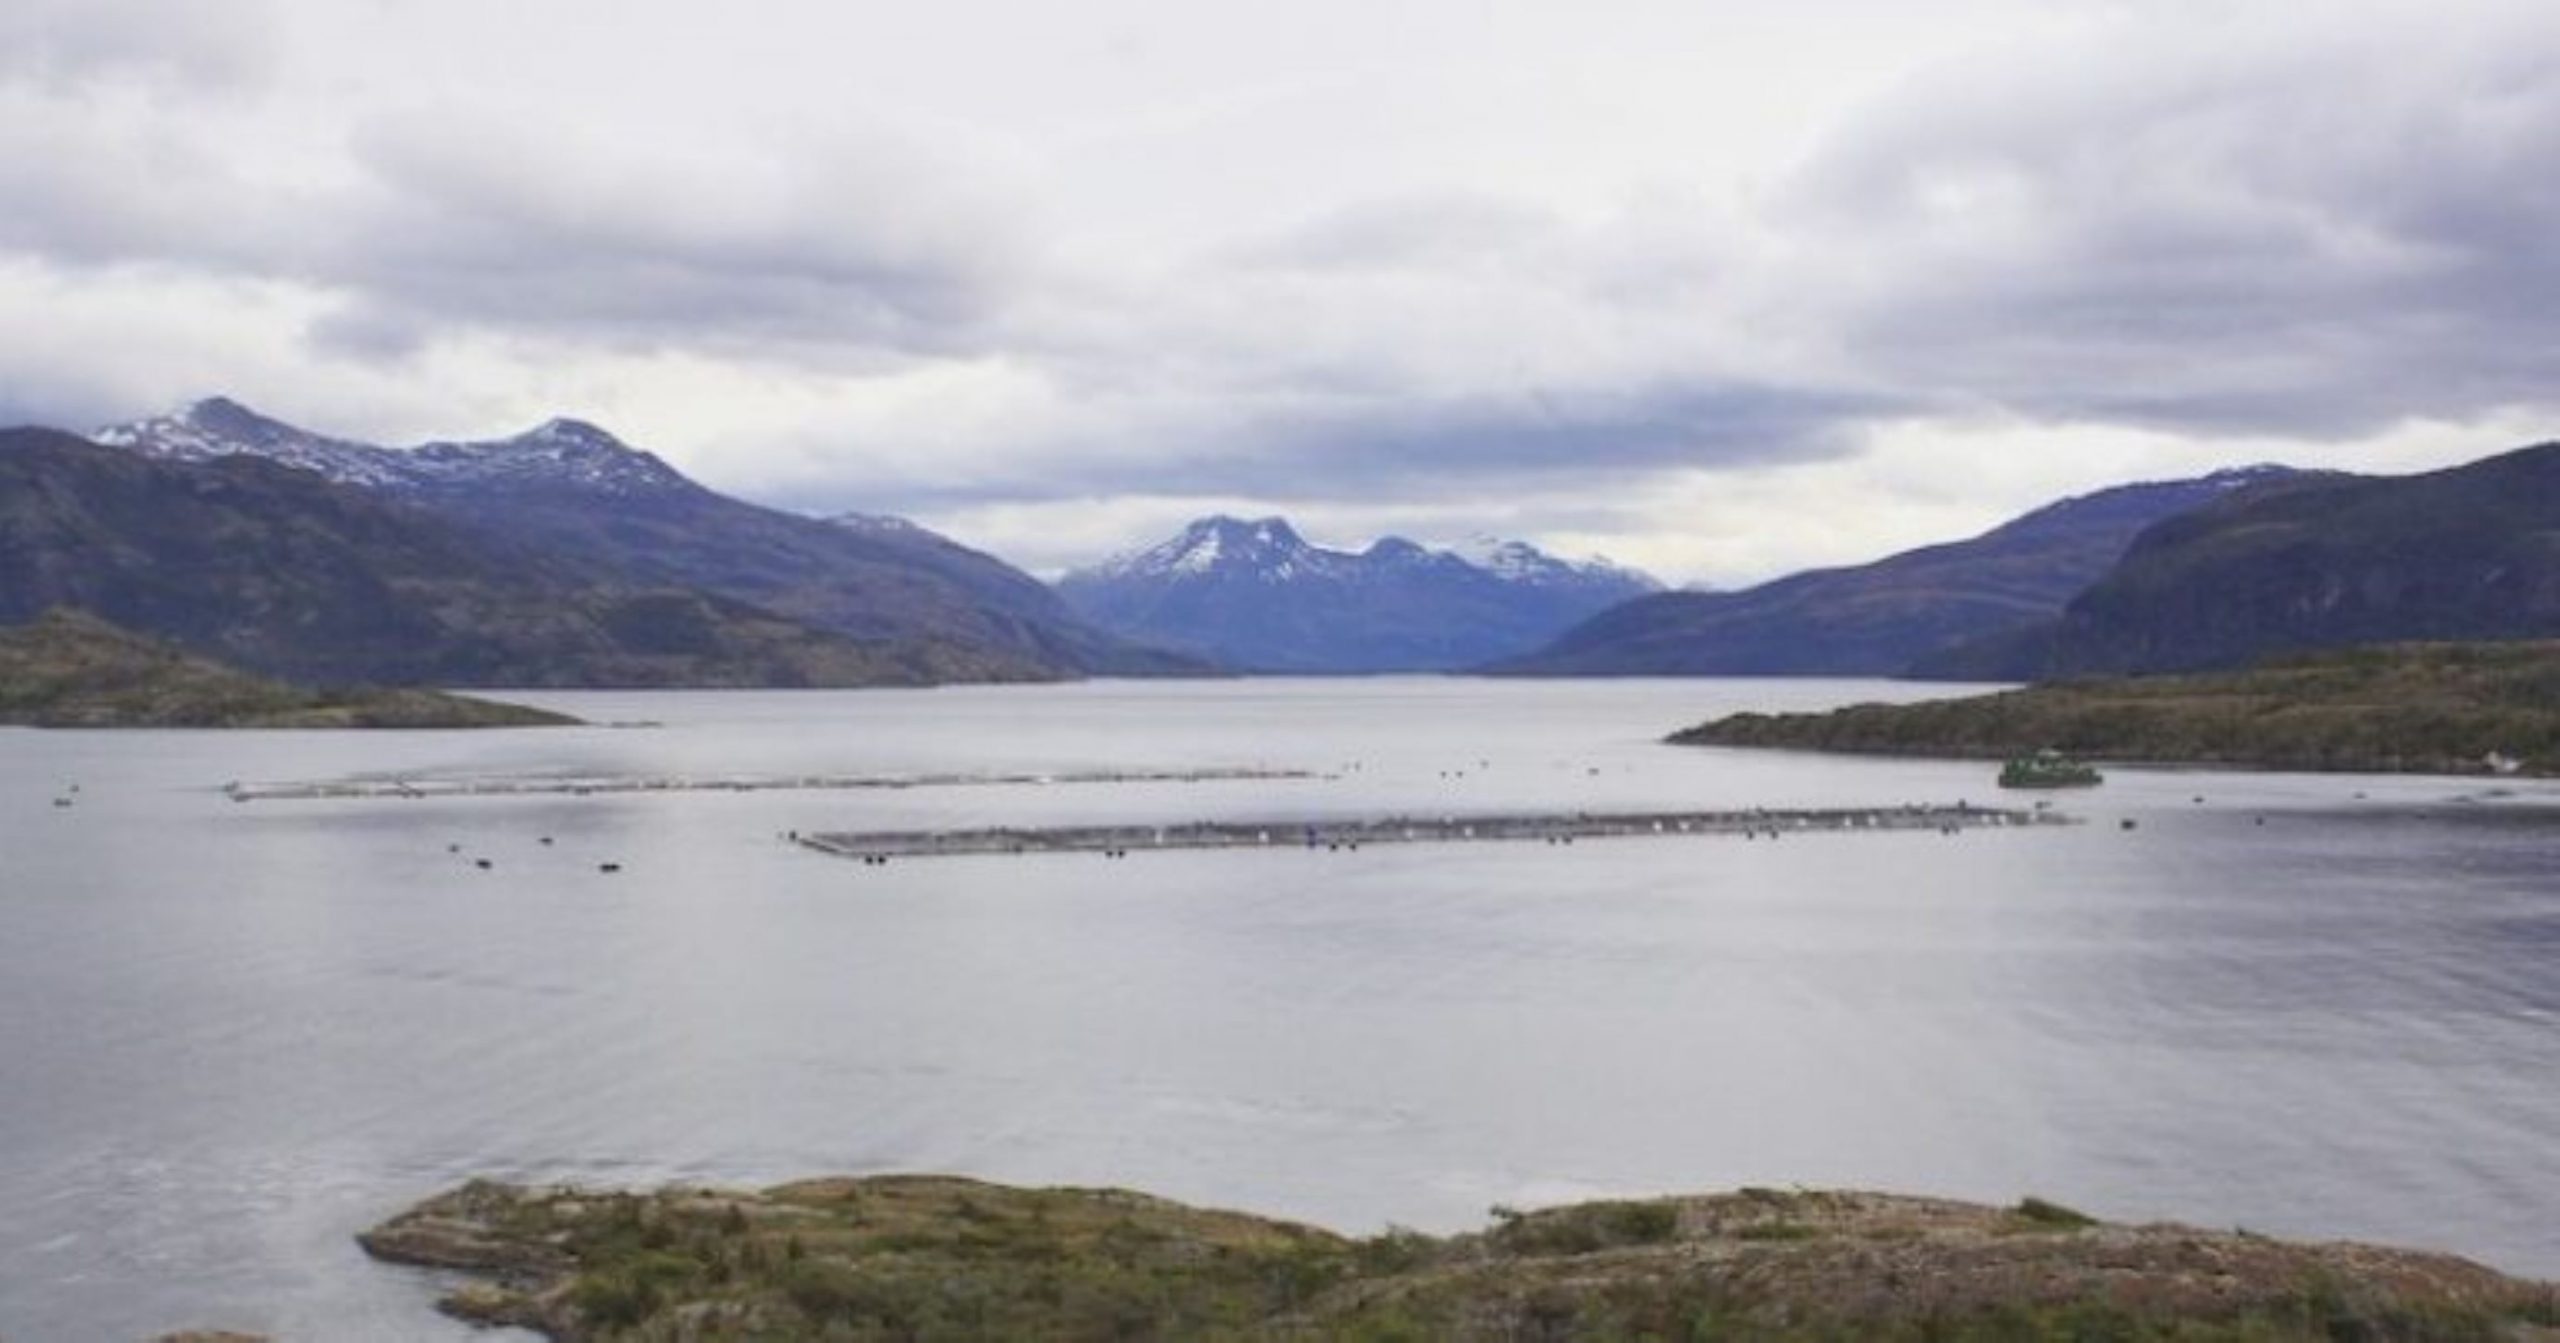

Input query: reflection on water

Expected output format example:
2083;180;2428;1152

3;677;2557;1339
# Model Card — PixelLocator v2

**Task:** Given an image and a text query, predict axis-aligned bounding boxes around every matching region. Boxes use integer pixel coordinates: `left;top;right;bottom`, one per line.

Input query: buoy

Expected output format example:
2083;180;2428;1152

475;858;493;870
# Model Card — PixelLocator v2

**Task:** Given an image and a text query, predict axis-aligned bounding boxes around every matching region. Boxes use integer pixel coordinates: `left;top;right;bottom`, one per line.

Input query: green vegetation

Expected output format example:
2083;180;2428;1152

360;1178;2558;1342
1674;640;2560;776
0;609;573;728
2011;1196;2098;1229
1998;751;2104;788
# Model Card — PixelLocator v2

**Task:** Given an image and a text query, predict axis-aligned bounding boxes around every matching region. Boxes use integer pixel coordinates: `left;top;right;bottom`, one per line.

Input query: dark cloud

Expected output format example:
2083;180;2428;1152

0;95;283;269
831;377;1893;513
1224;380;1890;499
0;90;1027;367
1788;10;2560;439
317;115;1027;361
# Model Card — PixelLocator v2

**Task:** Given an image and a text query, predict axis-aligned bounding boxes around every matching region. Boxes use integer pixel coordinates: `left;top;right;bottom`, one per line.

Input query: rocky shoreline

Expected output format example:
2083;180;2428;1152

357;1177;2560;1341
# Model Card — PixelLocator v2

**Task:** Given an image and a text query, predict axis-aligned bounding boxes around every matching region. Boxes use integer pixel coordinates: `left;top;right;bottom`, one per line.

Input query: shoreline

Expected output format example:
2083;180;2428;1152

358;1176;2560;1341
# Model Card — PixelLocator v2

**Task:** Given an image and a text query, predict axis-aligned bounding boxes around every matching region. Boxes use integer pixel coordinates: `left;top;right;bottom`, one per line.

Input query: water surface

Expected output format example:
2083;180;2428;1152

3;678;2555;1339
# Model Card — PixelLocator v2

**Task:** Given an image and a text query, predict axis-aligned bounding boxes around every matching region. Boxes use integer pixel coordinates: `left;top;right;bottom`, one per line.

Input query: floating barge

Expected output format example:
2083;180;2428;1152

799;803;2060;863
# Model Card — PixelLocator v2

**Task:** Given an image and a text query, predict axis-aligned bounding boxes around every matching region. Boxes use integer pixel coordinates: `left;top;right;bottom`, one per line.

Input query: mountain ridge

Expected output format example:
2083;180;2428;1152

0;427;1036;688
1490;465;2306;678
1917;442;2560;678
94;398;1197;678
1056;514;1658;672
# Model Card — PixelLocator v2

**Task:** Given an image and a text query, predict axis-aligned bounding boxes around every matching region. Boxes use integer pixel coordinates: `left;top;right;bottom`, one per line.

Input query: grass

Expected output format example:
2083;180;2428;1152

0;608;572;728
2011;1197;2099;1230
361;1180;2559;1343
1671;639;2560;776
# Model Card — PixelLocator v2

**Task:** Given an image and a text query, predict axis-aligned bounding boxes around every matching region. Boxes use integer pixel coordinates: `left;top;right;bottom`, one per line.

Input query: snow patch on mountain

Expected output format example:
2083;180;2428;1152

95;398;698;499
1055;514;1664;672
828;511;928;537
1083;515;1655;594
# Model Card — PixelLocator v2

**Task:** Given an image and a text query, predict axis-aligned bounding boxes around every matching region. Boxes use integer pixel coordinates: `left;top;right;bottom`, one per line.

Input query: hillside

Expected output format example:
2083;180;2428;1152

1915;443;2560;679
0;610;572;727
1491;467;2300;677
1671;641;2560;775
1056;515;1656;672
361;1177;2557;1341
0;428;1031;688
97;399;1193;678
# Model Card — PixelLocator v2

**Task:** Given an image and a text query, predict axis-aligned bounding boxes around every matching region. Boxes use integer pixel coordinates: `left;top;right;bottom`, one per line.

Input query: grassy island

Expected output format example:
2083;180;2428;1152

0;610;574;728
1673;642;2560;776
360;1177;2557;1341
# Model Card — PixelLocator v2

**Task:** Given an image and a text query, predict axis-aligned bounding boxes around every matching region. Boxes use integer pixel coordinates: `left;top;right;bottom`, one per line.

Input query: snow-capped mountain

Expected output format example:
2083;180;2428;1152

1056;515;1659;672
1093;516;1348;584
87;397;1195;678
1450;534;1659;594
96;397;697;498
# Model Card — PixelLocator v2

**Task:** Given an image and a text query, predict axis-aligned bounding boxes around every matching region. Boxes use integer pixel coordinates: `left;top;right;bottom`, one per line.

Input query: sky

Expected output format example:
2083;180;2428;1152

1;0;2555;585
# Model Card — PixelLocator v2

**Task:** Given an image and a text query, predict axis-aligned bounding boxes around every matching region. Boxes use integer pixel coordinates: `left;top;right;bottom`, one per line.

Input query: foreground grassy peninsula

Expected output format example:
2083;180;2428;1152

361;1178;2557;1341
1674;642;2560;775
0;610;574;728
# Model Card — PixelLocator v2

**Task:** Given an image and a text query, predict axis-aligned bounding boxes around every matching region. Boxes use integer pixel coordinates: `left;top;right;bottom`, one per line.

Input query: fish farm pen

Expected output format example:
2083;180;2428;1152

797;803;2065;863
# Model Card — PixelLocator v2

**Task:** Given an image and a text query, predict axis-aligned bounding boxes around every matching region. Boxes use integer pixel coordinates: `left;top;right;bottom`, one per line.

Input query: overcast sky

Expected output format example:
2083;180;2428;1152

2;0;2554;583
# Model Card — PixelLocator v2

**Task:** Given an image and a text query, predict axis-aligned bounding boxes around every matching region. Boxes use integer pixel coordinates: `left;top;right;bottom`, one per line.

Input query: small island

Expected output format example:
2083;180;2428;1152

0;609;575;729
1672;641;2560;776
360;1177;2557;1341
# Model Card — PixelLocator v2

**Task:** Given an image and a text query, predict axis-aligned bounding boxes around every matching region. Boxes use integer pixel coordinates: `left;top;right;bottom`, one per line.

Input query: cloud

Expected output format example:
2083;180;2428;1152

0;84;1032;367
0;84;290;271
1782;1;2560;438
319;113;1032;361
0;0;273;89
7;0;2560;585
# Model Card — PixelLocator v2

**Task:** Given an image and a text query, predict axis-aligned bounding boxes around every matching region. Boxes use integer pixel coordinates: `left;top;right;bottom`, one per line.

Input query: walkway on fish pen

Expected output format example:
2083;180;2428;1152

797;803;2066;863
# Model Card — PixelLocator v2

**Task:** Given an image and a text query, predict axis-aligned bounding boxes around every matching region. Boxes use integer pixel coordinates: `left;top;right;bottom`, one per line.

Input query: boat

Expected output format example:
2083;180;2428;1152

1998;749;2102;789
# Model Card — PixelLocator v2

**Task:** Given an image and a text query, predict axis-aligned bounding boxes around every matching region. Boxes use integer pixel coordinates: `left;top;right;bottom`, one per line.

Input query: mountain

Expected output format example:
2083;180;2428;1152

0;427;1037;687
95;398;1191;678
1919;443;2560;679
0;608;574;728
1053;516;1659;672
95;397;694;496
1489;466;2302;678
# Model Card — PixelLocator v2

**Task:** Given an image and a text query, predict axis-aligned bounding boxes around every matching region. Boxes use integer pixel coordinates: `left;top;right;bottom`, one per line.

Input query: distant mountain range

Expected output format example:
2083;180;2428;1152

1489;466;2304;678
84;397;1191;682
29;394;2560;690
0;427;1024;687
1917;442;2560;679
1054;515;1658;672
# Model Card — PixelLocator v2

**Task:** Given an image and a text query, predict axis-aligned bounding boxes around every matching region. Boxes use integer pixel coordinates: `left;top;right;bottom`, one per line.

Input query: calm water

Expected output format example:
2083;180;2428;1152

3;678;2557;1340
